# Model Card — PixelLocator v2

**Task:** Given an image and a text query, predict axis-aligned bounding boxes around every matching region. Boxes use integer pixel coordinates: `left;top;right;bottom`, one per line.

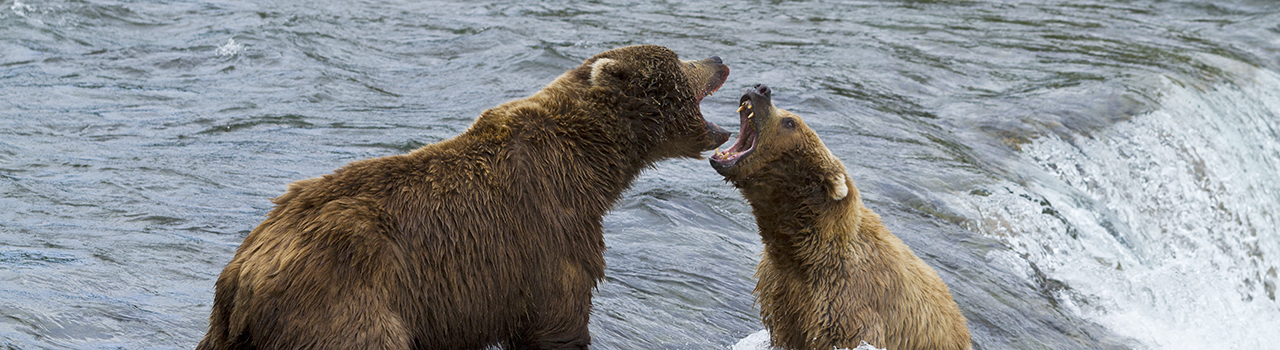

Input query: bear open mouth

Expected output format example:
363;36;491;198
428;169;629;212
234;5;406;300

696;66;729;102
695;59;731;150
710;94;758;167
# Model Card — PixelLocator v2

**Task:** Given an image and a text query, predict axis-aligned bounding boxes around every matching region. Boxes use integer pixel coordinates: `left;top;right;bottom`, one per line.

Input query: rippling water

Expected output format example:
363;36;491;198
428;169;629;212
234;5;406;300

3;0;1279;349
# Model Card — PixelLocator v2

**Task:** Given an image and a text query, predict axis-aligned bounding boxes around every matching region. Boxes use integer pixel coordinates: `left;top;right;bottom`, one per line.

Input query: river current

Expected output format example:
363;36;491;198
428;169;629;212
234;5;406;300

2;1;1278;349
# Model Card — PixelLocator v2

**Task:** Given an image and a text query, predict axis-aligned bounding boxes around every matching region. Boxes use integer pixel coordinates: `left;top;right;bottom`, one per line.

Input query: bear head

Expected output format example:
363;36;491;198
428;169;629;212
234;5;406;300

710;84;851;206
565;45;731;161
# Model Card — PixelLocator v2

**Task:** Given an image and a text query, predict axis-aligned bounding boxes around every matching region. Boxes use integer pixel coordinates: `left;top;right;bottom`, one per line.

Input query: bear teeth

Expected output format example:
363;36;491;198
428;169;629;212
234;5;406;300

714;149;742;159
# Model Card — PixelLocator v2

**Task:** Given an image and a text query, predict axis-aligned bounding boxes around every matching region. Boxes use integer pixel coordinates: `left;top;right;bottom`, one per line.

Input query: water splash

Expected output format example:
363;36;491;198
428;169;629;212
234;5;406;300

9;1;35;16
732;330;884;350
215;37;243;57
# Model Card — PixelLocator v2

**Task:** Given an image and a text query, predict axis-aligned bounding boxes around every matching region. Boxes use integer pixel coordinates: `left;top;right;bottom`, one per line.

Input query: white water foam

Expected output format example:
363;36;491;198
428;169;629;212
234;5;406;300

216;37;243;57
731;330;773;350
10;1;35;16
732;330;884;350
954;54;1280;349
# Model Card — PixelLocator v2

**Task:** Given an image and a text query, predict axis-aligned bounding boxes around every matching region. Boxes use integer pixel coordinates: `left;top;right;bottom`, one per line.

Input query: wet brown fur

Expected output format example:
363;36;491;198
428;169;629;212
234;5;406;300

714;89;971;350
197;45;729;350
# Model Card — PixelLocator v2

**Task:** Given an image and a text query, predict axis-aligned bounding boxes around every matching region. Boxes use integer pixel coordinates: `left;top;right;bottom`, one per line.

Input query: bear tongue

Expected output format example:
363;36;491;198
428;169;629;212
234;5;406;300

731;99;757;153
711;104;757;163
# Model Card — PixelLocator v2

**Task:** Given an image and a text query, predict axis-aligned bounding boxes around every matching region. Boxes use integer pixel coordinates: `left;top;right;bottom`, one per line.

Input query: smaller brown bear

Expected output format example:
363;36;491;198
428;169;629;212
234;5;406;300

711;85;972;350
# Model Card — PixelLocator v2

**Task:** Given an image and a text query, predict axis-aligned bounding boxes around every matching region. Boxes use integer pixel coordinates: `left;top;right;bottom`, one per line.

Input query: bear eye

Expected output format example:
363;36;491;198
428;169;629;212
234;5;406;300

782;118;796;129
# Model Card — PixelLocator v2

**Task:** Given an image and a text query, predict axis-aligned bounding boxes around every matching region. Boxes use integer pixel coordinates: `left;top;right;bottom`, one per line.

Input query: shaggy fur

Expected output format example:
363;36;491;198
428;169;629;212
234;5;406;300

712;85;971;350
197;45;730;350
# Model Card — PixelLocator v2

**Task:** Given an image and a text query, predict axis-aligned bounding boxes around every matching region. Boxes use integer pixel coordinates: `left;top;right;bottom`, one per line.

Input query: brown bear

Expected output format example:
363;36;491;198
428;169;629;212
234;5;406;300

711;85;971;350
197;45;731;350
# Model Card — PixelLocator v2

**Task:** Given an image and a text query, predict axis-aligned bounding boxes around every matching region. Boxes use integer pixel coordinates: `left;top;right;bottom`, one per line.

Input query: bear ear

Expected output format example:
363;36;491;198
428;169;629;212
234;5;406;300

589;58;628;86
828;173;849;201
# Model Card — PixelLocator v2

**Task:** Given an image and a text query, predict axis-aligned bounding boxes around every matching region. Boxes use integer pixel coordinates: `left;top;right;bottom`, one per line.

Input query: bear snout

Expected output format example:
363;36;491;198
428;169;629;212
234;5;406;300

752;84;771;99
705;121;731;150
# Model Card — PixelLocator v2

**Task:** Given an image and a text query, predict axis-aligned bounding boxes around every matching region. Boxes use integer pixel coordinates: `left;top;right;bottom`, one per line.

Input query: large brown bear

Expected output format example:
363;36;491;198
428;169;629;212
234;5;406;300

197;45;731;350
711;85;971;350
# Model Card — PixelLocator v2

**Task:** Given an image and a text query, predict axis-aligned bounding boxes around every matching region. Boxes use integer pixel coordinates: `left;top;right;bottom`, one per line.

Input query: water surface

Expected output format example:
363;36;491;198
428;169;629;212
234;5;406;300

3;0;1279;349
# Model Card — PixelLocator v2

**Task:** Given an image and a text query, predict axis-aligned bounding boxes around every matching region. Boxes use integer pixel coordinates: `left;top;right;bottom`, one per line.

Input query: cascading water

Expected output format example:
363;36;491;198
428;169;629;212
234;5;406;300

952;54;1280;349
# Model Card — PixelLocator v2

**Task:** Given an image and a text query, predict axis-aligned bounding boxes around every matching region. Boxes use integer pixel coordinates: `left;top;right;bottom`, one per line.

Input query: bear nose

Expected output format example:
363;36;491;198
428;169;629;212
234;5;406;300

753;84;771;98
709;56;723;64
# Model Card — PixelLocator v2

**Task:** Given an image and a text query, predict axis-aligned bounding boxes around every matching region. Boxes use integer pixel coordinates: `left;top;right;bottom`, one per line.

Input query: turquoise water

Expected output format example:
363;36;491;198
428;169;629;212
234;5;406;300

3;1;1278;349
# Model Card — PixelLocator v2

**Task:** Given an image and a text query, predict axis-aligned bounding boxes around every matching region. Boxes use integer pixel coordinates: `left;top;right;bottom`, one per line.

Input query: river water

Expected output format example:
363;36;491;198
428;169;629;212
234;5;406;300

2;0;1278;349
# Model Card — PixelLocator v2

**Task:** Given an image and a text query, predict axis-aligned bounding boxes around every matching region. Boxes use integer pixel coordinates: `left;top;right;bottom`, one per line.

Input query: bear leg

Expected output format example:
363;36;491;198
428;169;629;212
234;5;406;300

507;260;595;350
510;291;592;349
